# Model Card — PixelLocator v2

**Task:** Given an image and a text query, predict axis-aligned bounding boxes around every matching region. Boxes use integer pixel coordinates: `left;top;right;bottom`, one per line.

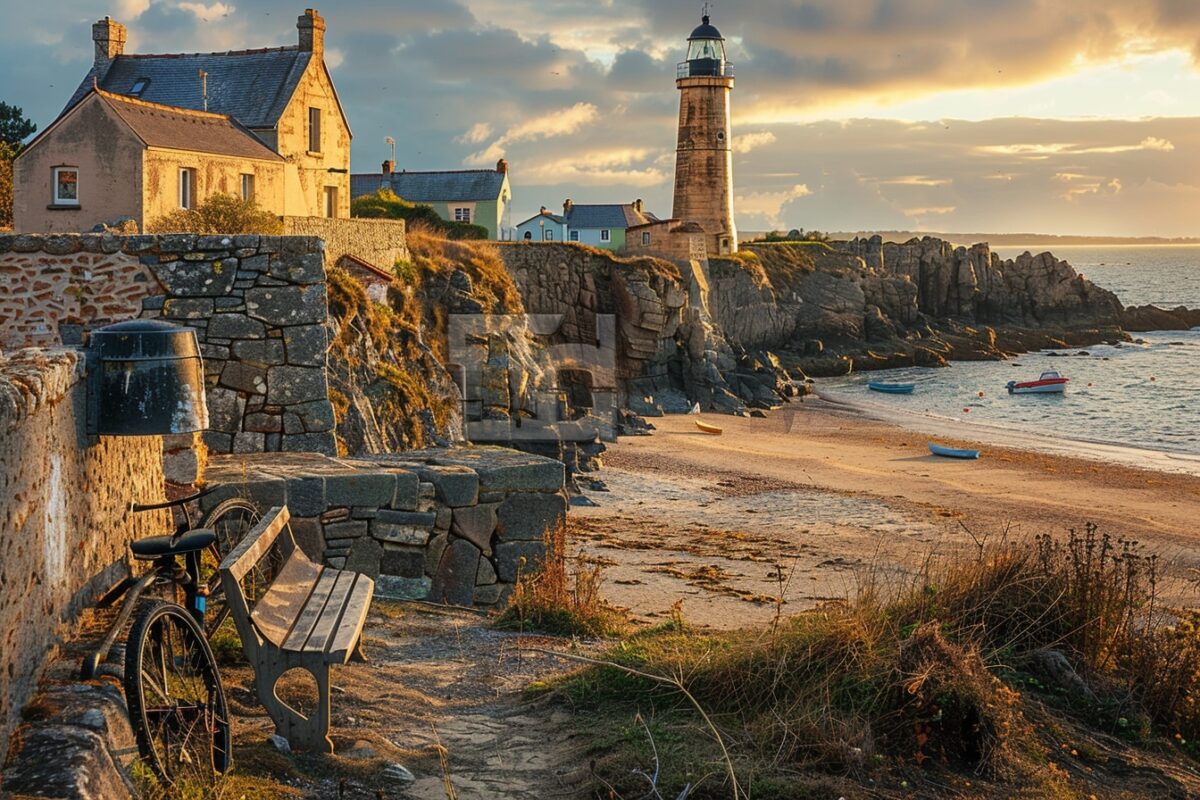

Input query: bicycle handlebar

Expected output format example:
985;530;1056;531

130;486;217;513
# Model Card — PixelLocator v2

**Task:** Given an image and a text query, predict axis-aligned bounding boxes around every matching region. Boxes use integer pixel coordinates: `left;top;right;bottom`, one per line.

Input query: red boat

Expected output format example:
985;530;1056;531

1007;370;1069;395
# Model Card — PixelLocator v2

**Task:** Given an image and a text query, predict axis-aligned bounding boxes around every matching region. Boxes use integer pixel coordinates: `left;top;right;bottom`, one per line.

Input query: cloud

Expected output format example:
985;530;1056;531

734;184;813;228
175;1;234;21
733;131;776;154
465;102;600;165
456;122;493;145
979;137;1176;157
521;148;668;187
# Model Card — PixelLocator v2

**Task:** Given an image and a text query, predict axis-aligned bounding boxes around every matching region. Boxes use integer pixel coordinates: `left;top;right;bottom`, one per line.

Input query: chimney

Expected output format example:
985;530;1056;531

298;8;326;54
92;17;127;65
563;199;573;215
382;160;393;176
634;198;643;213
540;206;547;215
496;158;508;174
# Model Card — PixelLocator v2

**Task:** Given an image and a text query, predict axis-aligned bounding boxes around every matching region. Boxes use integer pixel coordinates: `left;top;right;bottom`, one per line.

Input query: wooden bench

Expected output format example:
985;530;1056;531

219;505;374;753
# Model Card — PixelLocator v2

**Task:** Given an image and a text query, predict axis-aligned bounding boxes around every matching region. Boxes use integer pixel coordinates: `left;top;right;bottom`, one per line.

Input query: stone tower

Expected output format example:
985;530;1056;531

672;13;737;255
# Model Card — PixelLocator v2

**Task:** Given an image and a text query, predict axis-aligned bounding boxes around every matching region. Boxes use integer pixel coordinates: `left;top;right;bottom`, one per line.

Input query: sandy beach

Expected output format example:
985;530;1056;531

573;399;1200;629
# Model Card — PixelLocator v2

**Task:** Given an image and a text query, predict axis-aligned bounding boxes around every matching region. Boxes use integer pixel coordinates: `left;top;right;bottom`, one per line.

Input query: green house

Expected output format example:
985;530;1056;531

350;159;512;240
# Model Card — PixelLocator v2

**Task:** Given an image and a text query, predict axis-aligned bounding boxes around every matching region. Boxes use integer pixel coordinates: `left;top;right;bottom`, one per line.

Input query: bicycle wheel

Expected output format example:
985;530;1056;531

200;498;260;637
124;601;232;784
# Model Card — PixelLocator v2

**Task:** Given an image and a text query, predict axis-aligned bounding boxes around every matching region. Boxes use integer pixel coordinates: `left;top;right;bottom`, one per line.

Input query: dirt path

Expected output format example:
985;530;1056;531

572;404;1200;629
221;602;592;799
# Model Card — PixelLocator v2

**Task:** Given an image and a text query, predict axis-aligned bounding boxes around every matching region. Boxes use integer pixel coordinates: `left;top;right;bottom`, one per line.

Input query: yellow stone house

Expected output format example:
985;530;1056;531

13;9;350;233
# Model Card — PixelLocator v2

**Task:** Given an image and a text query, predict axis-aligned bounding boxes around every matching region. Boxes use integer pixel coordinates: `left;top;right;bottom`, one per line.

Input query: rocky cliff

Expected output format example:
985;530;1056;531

705;236;1181;376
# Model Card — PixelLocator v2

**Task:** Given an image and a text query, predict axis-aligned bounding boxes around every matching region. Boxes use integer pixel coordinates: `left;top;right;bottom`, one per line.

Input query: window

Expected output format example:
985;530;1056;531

569;230;579;242
178;168;195;209
453;207;471;223
308;107;322;153
600;229;610;242
523;231;532;240
52;167;79;205
543;228;554;241
129;78;149;97
324;186;338;218
240;173;255;202
642;231;651;246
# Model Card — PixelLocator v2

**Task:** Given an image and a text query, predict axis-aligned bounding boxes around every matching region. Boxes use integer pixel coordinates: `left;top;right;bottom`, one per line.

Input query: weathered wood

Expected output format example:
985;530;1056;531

216;503;375;753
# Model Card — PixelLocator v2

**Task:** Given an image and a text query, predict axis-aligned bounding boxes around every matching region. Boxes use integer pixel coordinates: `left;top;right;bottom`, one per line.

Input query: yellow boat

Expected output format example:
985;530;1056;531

695;420;723;435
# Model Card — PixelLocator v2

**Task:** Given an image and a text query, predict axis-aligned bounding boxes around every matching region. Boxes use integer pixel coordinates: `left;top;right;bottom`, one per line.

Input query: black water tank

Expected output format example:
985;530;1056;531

87;320;209;436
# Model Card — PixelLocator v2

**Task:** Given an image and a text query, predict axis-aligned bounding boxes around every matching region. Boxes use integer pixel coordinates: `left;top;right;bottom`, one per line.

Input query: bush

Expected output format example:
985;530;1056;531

351;188;488;240
146;193;283;234
0;141;15;229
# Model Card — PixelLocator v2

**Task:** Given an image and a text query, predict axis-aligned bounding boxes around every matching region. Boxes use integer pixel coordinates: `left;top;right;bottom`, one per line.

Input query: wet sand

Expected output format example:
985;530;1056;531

573;400;1200;629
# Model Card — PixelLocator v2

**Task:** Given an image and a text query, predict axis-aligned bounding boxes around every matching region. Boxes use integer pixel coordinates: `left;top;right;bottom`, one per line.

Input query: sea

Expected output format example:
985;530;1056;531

819;245;1200;458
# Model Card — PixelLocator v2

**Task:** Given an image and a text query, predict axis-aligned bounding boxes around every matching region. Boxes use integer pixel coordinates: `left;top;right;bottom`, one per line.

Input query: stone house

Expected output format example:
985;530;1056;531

350;160;512;240
514;200;658;250
13;9;351;233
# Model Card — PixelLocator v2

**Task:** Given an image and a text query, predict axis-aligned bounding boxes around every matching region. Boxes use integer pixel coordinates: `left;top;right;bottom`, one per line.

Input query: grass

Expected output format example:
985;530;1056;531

495;520;630;638
550;526;1200;798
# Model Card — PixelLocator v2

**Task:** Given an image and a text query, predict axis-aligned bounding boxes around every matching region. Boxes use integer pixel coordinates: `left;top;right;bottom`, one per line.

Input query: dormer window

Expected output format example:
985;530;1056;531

129;78;149;97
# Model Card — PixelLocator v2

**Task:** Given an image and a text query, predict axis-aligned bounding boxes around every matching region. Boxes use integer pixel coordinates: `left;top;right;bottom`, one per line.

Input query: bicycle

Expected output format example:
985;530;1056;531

80;488;260;784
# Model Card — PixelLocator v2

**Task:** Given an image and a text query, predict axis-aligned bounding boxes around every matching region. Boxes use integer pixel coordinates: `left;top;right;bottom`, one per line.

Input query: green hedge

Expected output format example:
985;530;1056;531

351;189;489;240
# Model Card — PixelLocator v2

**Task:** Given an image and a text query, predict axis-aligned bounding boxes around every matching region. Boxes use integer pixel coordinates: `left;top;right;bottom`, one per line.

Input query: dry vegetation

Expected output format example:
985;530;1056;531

145;193;284;235
546;526;1200;798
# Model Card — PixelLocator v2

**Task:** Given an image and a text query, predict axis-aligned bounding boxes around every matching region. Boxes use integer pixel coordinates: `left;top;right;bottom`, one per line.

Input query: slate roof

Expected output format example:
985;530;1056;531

95;90;283;161
565;203;658;230
351;170;508;203
61;47;312;130
515;211;566;227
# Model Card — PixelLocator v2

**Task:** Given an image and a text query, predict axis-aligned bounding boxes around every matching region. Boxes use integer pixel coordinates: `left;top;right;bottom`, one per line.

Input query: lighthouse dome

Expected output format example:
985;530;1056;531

689;16;723;40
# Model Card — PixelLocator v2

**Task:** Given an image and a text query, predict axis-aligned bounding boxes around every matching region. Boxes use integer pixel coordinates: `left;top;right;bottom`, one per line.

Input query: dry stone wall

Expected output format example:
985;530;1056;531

282;216;408;273
0;233;337;456
0;348;171;754
201;447;566;607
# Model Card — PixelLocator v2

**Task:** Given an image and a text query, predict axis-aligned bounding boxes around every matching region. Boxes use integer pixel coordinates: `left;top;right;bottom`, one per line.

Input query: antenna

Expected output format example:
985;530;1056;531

384;136;396;164
703;2;711;21
198;69;208;111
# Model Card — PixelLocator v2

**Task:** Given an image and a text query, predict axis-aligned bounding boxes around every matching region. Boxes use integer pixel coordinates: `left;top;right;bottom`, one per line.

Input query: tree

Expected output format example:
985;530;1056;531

0;103;36;149
146;193;284;234
0;142;15;229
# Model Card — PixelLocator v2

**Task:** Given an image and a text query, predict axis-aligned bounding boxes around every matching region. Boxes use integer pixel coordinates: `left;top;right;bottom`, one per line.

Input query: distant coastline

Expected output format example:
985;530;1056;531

742;230;1200;248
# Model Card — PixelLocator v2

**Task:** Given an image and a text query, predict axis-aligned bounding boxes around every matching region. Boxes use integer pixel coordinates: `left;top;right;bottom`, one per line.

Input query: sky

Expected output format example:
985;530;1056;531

4;0;1200;237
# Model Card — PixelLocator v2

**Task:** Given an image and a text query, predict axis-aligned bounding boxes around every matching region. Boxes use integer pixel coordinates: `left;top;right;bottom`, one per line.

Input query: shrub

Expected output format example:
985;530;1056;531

0;141;15;229
495;520;628;638
146;193;283;234
351;188;489;240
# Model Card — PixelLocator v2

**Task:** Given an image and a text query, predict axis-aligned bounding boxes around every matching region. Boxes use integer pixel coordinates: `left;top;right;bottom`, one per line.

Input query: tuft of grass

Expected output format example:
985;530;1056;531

495;520;629;638
557;527;1200;797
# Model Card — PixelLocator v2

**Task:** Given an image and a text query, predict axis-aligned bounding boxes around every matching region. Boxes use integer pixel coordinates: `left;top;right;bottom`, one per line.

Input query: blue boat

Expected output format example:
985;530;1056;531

928;442;981;460
868;382;915;394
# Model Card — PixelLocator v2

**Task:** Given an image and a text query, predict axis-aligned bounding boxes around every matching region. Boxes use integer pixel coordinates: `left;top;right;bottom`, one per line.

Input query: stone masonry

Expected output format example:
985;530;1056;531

0;233;338;456
0;348;171;756
201;446;566;607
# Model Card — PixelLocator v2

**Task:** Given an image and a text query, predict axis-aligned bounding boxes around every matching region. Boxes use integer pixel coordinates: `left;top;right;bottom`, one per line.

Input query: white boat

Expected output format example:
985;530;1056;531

1007;370;1069;395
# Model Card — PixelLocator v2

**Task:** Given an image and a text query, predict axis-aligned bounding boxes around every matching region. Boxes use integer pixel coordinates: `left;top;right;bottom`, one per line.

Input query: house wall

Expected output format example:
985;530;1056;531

274;62;350;218
574;227;626;250
0;349;171;753
12;95;143;234
142;149;286;228
515;217;567;242
623;222;709;262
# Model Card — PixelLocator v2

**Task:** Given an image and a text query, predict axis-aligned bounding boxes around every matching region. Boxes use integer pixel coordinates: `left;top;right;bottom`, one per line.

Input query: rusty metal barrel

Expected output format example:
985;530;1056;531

86;320;209;436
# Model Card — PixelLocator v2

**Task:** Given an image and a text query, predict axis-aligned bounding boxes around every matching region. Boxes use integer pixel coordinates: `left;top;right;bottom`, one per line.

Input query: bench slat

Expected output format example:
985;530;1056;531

250;551;325;649
326;578;374;662
221;506;290;583
299;570;359;655
277;569;339;652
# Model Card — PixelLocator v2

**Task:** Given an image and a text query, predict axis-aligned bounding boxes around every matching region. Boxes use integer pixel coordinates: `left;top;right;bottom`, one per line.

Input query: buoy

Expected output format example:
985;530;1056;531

977;391;985;398
963;408;970;413
1150;376;1157;382
1087;383;1093;388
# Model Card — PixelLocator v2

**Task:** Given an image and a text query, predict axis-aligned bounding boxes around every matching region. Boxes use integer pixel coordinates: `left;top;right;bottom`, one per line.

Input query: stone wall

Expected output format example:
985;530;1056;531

0;233;337;456
202;447;566;607
0;348;171;753
282;216;408;273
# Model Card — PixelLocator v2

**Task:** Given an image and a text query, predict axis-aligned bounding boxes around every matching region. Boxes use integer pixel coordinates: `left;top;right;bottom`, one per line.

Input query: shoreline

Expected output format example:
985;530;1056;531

575;405;1200;630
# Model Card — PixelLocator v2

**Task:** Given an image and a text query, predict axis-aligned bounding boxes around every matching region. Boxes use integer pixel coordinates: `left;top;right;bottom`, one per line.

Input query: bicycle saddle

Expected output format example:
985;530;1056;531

130;529;217;560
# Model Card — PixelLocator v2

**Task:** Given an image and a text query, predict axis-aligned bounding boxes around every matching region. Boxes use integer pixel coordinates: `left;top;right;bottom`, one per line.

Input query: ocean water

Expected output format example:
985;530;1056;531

822;246;1200;456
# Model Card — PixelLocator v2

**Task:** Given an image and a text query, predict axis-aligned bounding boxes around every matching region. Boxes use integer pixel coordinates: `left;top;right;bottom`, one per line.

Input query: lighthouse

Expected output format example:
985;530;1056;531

672;12;737;255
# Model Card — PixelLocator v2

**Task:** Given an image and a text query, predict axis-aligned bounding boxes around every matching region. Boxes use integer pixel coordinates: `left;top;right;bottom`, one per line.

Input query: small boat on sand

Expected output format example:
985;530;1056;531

868;382;915;395
695;420;723;435
1007;370;1069;395
929;442;981;459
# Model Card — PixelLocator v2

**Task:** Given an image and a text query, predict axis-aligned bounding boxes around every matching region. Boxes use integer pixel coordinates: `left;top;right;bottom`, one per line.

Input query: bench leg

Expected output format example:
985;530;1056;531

254;654;335;754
